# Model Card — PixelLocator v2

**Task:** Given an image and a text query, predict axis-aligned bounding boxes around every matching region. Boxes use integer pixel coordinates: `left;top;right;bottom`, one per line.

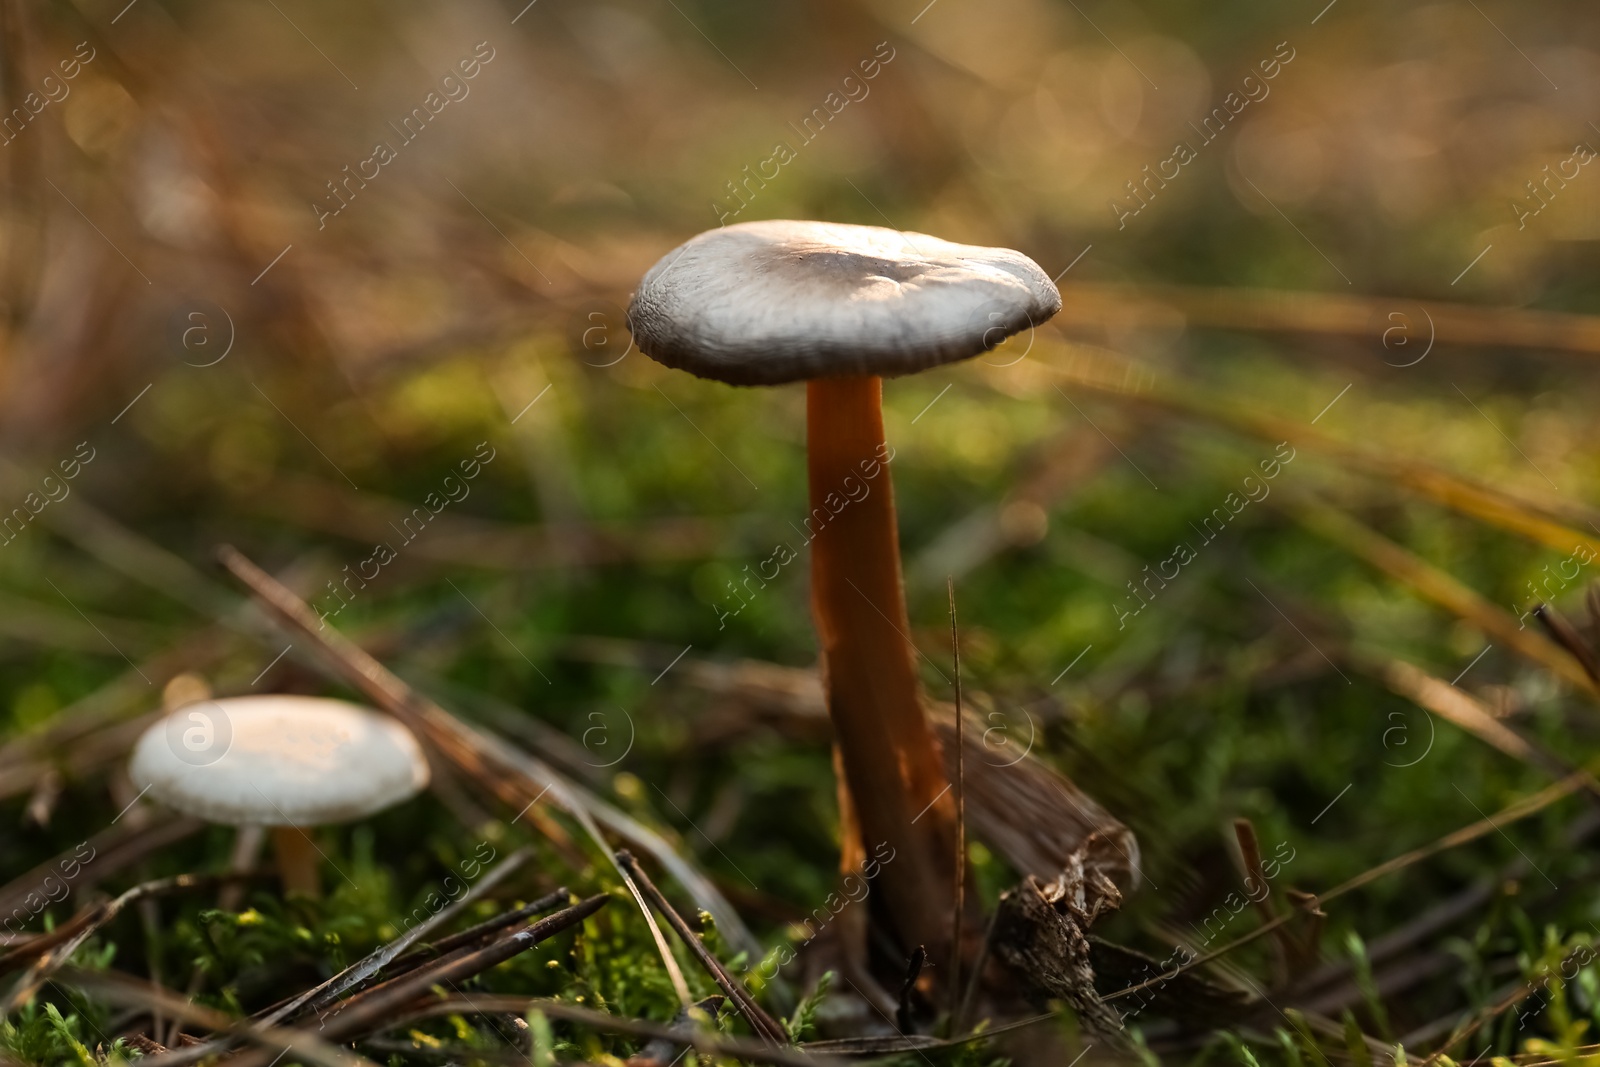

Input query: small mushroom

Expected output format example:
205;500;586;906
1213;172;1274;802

128;694;430;897
629;219;1060;972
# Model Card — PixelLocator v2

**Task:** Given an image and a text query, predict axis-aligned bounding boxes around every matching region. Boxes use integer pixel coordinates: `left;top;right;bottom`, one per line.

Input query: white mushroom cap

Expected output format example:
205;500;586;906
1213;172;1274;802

128;695;430;826
627;220;1062;386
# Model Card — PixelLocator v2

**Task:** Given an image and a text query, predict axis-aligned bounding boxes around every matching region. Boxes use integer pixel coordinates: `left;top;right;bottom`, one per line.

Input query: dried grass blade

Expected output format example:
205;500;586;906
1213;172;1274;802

1364;655;1591;785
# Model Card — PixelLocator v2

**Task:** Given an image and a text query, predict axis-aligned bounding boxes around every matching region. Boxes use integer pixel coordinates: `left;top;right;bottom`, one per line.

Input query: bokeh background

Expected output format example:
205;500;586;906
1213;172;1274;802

6;0;1600;1054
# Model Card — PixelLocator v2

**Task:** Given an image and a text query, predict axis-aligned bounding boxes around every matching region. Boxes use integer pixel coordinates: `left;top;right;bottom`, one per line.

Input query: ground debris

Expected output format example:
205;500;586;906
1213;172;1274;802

992;848;1126;1038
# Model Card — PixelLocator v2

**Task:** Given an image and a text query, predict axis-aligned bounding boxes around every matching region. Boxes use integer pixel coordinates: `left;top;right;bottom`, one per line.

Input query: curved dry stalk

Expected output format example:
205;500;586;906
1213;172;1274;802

1360;655;1596;788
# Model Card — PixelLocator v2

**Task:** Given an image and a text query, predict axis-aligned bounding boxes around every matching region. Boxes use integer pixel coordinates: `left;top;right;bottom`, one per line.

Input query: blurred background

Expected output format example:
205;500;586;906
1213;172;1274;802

6;0;1600;1054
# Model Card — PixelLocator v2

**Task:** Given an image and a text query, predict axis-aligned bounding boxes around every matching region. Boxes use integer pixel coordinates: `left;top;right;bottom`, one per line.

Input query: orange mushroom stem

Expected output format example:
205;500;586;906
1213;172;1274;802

272;826;323;898
806;374;959;971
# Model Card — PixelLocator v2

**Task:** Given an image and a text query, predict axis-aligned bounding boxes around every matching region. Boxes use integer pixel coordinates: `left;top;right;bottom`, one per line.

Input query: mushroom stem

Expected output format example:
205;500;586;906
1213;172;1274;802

806;375;957;965
218;825;266;912
271;826;322;899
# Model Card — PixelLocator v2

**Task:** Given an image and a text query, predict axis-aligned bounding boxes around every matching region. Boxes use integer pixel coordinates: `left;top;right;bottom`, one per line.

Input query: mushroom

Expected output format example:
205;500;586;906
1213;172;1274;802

628;219;1060;978
129;694;431;898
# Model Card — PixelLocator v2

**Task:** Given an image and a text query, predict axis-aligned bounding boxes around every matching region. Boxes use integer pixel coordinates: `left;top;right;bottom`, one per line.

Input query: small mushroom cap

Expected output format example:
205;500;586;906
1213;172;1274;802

128;695;430;826
628;220;1062;386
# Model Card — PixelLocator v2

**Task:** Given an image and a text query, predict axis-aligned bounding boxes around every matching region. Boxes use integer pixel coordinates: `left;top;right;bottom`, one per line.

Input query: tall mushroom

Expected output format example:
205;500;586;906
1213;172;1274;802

628;220;1060;980
129;694;431;897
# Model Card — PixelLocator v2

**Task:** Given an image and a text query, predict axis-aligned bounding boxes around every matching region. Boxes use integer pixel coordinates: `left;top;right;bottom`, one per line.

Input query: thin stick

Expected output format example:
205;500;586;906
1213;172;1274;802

1232;818;1293;980
0;815;203;925
946;576;966;1020
386;887;571;974
614;850;788;1045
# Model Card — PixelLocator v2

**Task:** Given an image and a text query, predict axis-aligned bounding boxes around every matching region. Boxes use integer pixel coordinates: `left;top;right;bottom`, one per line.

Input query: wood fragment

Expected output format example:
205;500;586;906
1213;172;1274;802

992;865;1125;1039
932;702;1140;891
